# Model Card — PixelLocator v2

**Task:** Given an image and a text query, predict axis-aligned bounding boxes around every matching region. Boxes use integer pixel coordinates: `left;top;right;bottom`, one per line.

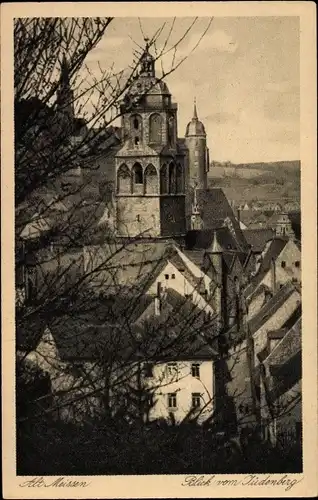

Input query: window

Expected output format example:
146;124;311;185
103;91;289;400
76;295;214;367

281;261;286;268
144;363;153;377
168;162;176;193
167;362;178;379
149;113;162;144
171;273;175;279
136;214;140;222
295;261;300;268
134;136;140;146
133;163;143;184
165;274;169;280
133;117;139;130
191;363;200;378
168;392;177;409
191;393;201;409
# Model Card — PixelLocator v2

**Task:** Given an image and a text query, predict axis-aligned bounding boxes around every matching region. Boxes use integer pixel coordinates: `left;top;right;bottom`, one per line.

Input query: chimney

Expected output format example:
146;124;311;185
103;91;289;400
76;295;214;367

155;282;162;316
270;258;276;294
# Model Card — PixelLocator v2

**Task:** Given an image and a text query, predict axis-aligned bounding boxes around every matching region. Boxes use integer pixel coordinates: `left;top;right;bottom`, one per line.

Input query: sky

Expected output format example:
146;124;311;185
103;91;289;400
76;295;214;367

84;17;300;164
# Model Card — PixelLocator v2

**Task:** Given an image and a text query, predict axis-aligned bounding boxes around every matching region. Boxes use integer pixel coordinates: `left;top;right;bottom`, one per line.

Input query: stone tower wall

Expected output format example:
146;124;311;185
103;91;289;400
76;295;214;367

185;135;207;190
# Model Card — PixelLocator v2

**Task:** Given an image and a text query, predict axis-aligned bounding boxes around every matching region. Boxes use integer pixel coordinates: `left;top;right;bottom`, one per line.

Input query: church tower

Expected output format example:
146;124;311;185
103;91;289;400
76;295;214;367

185;99;209;190
56;55;75;124
115;41;186;238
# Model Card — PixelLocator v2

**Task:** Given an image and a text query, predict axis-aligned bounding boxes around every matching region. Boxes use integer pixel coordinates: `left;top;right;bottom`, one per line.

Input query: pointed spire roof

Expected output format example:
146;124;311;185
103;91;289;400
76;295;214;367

185;97;206;137
210;230;223;254
60;54;70;84
193;97;198;120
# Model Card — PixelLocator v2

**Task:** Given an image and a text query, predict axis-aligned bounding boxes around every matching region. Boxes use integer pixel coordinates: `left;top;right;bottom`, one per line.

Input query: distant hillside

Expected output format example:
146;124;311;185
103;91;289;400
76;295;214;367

209;160;300;178
233;160;300;171
208;160;300;202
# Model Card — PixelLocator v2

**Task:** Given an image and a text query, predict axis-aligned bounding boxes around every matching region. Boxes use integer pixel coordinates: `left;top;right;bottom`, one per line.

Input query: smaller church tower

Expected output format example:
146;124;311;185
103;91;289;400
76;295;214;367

56;55;75;124
185;99;209;190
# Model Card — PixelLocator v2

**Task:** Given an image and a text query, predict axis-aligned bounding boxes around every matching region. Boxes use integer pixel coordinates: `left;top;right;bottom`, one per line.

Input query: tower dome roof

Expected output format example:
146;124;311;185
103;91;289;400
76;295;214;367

185;100;206;137
126;40;171;102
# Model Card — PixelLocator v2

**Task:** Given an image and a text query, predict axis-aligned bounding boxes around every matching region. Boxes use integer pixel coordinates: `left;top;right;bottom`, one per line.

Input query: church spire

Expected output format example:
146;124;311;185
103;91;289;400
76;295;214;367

60;54;70;86
57;54;74;122
139;37;155;76
193;97;198;120
210;230;223;254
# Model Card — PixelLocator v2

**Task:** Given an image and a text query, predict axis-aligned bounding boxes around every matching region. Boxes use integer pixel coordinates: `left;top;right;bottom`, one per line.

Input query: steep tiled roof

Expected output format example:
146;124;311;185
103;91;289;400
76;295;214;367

227;281;300;346
194;188;248;250
244;229;275;253
266;317;301;367
266;212;281;228
248;281;299;336
185;227;241;252
83;240;176;293
183;250;205;270
18;288;217;362
258;237;288;272
244;237;288;297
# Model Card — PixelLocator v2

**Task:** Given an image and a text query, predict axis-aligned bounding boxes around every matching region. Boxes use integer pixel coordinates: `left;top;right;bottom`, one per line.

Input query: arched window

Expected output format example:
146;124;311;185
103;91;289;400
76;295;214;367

176;163;183;193
149;113;162;144
160;164;168;194
132;163;143;194
117;164;131;194
168;162;176;194
168;115;175;146
131;115;142;147
131;114;142;132
133;163;143;184
145;164;158;194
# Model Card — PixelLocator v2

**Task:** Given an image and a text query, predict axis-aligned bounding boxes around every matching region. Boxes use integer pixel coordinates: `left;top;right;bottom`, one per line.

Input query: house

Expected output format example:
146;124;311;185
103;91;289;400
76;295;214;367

244;237;301;318
83;239;221;314
251;201;264;211
221;280;301;436
17;288;218;425
268;212;301;241
283;201;300;212
258;317;301;450
261;202;282;212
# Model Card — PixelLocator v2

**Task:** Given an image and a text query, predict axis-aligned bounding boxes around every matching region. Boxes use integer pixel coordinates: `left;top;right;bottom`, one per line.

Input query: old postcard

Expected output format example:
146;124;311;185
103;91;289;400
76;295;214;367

1;1;317;498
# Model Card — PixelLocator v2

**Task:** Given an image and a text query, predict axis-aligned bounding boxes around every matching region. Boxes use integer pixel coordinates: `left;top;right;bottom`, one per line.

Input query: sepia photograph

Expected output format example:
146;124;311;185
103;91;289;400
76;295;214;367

1;2;317;498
